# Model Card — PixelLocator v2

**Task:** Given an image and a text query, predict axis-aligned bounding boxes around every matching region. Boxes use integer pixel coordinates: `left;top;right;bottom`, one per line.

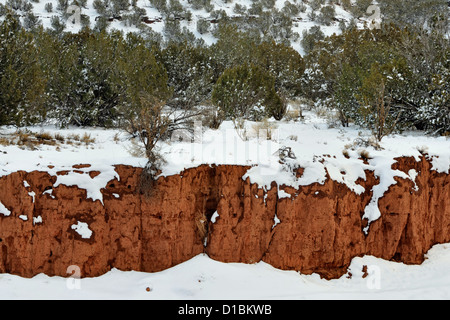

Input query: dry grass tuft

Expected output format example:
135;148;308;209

81;133;95;146
54;133;65;143
358;149;371;161
251;118;278;140
195;210;208;240
35;132;53;141
0;136;12;146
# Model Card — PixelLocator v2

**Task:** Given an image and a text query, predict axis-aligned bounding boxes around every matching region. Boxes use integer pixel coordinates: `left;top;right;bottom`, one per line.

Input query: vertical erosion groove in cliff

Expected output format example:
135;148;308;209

0;157;449;280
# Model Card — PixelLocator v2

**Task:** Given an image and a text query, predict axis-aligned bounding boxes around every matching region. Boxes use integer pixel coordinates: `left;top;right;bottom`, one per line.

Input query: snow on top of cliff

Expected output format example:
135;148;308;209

0;126;145;204
0;109;449;231
52;164;121;204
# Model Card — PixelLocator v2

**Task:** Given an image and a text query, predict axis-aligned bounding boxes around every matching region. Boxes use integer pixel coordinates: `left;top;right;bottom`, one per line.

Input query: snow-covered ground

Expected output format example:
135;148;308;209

2;243;450;300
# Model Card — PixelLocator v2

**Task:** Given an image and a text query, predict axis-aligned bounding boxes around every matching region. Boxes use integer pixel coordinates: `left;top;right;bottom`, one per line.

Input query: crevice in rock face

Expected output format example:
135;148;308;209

1;244;8;273
201;166;220;249
195;210;208;247
204;186;219;223
261;189;279;261
392;213;410;263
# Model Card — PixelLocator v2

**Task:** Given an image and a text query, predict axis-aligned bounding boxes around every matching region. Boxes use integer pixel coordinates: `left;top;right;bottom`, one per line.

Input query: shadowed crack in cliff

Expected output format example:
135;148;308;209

199;166;220;249
261;185;279;261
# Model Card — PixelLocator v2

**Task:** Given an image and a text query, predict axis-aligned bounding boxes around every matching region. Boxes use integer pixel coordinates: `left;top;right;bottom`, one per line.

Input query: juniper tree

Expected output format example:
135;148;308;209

196;18;210;34
281;1;300;17
300;25;324;54
44;2;52;12
261;0;275;9
254;40;305;99
23;11;42;30
6;0;33;11
123;6;146;26
357;64;402;142
377;0;449;29
349;0;372;19
110;0;129;16
233;3;246;14
211;64;284;121
309;0;325;11
150;0;167;13
0;13;45;125
118;34;173;183
318;5;336;26
189;0;211;11
248;1;263;15
56;0;68;15
94;15;110;32
50;15;65;35
93;0;107;15
160;42;216;111
210;24;261;73
420;64;450;135
36;29;76;125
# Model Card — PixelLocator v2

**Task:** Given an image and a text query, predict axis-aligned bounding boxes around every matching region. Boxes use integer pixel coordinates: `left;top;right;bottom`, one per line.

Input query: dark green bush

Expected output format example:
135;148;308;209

211;64;284;121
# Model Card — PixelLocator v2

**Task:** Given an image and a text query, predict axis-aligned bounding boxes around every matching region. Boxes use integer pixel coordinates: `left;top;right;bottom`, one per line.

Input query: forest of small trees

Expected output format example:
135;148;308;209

0;0;449;147
304;23;449;138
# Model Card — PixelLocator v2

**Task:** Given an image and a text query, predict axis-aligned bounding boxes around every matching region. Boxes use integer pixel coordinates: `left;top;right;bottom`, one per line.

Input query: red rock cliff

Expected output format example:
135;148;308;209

0;156;449;279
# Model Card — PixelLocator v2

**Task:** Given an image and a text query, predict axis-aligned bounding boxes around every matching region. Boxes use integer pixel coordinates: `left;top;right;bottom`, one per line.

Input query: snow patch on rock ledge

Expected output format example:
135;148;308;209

430;154;450;174
53;164;120;204
0;201;11;216
71;221;93;239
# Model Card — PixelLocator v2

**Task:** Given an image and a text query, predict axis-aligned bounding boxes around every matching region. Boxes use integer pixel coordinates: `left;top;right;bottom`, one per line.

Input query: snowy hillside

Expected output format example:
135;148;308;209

0;0;368;55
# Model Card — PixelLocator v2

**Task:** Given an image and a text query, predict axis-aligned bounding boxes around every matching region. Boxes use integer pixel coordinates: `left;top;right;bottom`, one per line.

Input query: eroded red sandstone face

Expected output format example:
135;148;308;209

0;157;448;279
